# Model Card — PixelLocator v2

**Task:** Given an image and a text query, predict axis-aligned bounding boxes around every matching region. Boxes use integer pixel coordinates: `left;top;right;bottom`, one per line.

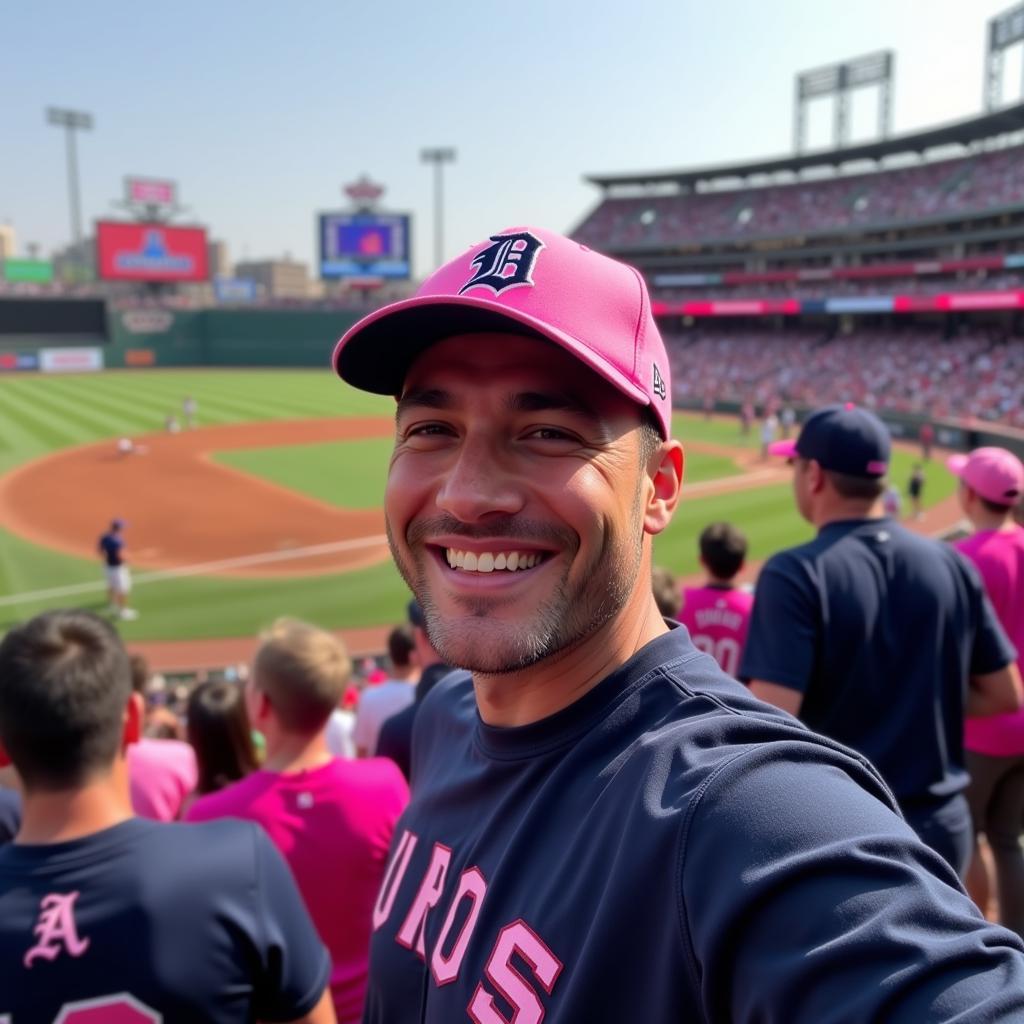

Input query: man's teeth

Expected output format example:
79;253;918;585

445;549;543;572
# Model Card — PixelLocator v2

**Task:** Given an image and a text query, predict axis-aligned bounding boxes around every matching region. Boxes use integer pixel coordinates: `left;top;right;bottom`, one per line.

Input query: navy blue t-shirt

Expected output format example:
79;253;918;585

0;790;21;846
97;532;123;568
363;626;1024;1023
739;517;1016;804
0;817;330;1023
376;663;453;782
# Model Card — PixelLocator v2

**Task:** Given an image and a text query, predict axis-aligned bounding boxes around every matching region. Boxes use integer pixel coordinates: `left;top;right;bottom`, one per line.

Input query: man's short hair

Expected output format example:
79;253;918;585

699;522;748;581
129;652;150;695
253;618;352;734
639;409;662;466
980;495;1015;516
826;469;886;503
0;609;132;791
651;565;682;618
387;624;416;670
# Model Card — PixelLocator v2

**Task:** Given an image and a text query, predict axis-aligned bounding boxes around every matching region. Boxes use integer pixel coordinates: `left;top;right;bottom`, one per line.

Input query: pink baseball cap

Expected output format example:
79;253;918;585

332;226;673;438
947;447;1024;507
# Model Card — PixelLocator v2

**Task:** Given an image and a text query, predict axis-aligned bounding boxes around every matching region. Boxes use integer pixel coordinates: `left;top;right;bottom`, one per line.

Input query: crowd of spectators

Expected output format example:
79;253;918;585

575;143;1024;249
669;328;1024;429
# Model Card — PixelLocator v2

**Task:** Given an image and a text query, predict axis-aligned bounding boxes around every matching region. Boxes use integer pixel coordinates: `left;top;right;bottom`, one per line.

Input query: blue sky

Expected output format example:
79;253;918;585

0;0;1019;277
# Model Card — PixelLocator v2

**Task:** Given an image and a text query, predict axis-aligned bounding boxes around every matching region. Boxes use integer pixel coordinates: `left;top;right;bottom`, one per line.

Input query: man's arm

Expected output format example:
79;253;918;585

682;743;1024;1021
967;662;1024;718
748;680;804;717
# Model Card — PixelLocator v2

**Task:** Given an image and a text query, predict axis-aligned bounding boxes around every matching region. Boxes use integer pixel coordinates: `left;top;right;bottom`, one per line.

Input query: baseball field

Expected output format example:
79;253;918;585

0;369;958;656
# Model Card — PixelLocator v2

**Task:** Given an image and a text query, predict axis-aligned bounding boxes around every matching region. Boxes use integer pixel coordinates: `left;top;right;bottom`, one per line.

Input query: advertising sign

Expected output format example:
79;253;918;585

121;310;175;334
125;178;176;206
96;221;209;282
0;352;38;372
318;212;411;279
39;347;104;373
213;276;259;303
1;259;54;284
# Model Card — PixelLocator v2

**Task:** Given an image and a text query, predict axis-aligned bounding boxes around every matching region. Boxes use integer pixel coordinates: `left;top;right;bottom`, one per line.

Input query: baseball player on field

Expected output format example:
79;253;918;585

97;518;138;621
332;226;1024;1022
742;404;1022;877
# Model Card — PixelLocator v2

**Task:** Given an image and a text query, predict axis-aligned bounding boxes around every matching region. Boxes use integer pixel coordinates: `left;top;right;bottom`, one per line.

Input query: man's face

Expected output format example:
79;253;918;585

385;333;654;674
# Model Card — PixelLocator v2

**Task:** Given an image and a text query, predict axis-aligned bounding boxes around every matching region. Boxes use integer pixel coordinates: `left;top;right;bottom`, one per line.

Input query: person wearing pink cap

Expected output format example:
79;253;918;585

744;404;1022;878
333;228;1024;1022
949;446;1024;936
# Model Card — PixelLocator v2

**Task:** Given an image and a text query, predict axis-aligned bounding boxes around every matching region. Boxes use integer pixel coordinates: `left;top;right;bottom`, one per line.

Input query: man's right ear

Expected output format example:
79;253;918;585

0;740;10;769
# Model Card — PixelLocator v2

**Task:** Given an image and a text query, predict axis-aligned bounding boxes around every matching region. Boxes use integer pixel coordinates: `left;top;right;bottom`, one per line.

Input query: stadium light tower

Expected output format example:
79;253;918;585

985;3;1024;110
420;147;456;270
45;107;93;266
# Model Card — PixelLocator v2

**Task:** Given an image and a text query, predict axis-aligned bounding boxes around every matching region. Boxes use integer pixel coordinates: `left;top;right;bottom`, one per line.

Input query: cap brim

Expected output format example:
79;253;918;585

768;439;799;459
946;454;968;479
332;294;650;411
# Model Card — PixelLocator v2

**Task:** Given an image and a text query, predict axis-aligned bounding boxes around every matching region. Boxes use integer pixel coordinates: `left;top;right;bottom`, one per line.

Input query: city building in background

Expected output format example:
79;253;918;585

0;224;17;261
235;258;313;300
207;239;231;279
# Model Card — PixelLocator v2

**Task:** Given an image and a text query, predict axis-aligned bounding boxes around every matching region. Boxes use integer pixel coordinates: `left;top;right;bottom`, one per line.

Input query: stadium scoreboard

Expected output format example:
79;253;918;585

318;212;411;280
96;221;209;283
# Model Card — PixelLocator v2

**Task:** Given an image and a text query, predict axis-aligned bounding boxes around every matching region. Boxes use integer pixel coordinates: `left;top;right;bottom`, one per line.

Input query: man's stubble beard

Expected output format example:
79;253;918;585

385;485;646;675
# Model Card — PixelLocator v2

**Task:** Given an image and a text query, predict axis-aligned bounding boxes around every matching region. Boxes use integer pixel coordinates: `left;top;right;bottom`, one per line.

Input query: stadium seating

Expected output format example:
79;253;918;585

669;330;1024;429
576;144;1024;249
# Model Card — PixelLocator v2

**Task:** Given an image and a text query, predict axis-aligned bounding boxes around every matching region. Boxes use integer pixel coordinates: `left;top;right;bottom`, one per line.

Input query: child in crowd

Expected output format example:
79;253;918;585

678;522;754;678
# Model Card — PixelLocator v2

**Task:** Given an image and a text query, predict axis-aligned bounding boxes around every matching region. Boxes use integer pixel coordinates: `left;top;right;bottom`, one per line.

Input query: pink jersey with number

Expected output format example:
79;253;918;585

956;526;1024;756
679;585;754;678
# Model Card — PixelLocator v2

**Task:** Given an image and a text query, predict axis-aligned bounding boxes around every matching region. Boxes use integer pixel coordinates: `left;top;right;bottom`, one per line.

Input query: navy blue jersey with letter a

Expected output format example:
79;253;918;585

0;817;330;1023
363;626;1024;1023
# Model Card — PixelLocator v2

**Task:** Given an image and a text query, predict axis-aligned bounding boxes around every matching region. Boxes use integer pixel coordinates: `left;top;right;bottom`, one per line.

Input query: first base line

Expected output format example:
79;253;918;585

0;534;389;609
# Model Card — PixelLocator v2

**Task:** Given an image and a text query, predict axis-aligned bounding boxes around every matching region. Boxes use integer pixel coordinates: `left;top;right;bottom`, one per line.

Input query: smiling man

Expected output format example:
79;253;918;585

333;227;1024;1023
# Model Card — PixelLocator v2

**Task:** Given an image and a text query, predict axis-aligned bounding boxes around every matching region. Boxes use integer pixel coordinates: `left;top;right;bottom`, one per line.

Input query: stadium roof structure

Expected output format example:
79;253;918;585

585;101;1024;190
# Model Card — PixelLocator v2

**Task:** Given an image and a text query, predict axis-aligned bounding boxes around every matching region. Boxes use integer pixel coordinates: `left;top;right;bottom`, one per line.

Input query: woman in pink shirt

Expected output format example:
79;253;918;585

950;447;1024;936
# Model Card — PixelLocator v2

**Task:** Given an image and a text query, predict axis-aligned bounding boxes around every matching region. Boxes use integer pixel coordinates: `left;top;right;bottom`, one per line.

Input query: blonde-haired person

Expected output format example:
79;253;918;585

188;618;408;1024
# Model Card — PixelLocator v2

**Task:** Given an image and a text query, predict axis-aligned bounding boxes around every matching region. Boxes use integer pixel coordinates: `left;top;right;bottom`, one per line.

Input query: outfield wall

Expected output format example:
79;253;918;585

109;309;364;368
0;306;363;369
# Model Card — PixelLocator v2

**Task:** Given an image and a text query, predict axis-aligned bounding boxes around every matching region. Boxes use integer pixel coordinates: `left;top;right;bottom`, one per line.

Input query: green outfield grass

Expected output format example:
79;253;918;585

214;438;395;509
212;439;740;510
0;373;958;641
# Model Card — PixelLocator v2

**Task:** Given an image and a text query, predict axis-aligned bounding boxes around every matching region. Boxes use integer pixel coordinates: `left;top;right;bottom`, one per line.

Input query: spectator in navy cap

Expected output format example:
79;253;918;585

742;403;1023;877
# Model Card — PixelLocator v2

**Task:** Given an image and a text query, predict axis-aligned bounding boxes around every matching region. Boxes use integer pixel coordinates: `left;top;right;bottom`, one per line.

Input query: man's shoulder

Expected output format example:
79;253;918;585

186;773;267;822
0;817;265;880
409;670;475;758
321;754;409;797
759;537;821;578
418;668;473;718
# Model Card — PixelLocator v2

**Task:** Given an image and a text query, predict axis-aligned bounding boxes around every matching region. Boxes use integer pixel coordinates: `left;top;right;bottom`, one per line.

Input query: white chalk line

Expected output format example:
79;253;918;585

0;534;389;609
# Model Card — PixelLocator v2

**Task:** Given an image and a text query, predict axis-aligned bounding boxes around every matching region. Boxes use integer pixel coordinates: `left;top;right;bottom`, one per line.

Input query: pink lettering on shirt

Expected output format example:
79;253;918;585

24;892;90;969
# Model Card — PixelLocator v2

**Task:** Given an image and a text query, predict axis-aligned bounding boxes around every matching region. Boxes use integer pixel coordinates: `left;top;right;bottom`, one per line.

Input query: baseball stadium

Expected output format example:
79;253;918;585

7;4;1024;1019
4;68;1023;672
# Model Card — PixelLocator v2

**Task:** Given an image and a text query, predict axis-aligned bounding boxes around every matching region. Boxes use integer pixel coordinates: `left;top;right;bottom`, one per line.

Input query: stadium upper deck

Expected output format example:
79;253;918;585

573;102;1024;282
